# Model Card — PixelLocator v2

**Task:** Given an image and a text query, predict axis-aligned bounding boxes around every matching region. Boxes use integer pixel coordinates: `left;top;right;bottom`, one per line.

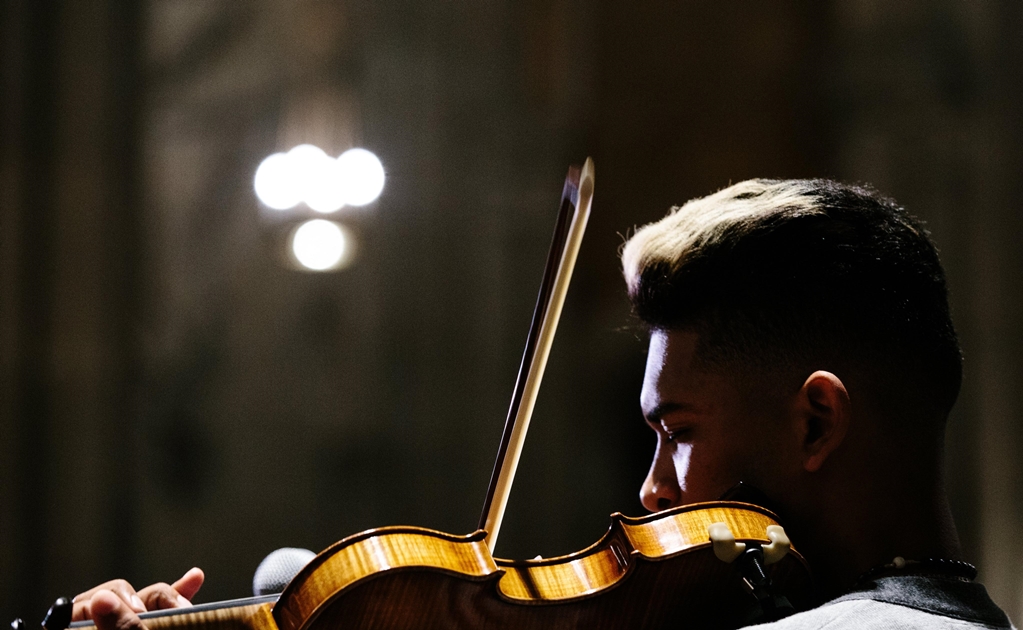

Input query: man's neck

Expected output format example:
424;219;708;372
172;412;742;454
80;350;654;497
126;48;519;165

786;465;961;600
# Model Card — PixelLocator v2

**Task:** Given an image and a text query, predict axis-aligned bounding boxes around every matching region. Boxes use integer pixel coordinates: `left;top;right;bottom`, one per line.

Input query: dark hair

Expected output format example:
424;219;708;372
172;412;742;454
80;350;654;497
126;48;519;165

622;179;962;419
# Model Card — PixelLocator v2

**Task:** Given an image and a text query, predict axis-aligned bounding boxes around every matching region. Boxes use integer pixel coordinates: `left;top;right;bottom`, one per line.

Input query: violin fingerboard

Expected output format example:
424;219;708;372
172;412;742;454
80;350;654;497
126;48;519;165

70;602;277;630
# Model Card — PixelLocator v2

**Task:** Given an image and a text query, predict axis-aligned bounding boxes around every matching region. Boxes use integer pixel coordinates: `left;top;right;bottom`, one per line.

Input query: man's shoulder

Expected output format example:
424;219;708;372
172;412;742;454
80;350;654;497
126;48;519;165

752;576;1014;630
753;598;1010;630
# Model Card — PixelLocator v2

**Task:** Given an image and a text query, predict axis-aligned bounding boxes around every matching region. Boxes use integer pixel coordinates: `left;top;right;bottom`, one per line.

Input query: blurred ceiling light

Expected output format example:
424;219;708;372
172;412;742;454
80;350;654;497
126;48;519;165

254;145;385;212
290;219;349;271
305;157;347;213
337;148;385;206
254;152;302;210
287;144;333;213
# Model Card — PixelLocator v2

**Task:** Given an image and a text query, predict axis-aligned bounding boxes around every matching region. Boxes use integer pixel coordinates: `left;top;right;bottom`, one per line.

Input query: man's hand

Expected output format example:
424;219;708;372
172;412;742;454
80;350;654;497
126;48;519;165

71;568;204;630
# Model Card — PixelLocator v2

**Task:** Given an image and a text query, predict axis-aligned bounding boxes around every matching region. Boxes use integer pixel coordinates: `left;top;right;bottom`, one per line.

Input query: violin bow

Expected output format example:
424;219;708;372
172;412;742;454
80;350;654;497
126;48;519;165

479;158;594;552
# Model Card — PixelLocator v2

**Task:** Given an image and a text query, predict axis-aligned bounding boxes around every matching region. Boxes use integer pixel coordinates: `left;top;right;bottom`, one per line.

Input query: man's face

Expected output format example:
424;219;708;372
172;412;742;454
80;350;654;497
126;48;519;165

639;329;783;512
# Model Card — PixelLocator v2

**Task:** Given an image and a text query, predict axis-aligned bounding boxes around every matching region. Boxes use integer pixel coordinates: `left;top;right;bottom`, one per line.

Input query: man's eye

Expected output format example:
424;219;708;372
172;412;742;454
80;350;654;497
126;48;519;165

665;427;692;442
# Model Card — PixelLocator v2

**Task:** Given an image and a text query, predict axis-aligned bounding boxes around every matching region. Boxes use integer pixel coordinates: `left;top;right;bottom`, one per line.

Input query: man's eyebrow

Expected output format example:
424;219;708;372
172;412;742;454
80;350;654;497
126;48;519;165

643;401;699;423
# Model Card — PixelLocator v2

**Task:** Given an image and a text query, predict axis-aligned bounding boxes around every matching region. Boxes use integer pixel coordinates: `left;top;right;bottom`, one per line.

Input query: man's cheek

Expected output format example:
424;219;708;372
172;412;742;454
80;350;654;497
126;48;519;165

671;444;693;496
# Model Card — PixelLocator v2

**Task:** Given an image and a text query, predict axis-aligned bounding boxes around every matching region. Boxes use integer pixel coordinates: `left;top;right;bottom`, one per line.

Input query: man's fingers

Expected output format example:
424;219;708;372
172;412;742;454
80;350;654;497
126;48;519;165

136;568;203;611
136;583;181;612
71;568;204;622
72;580;145;621
170;568;204;602
89;590;147;630
73;599;92;622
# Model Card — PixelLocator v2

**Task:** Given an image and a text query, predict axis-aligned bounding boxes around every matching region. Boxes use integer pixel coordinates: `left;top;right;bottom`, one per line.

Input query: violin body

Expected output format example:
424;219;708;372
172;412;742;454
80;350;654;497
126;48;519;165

79;502;810;630
113;502;808;630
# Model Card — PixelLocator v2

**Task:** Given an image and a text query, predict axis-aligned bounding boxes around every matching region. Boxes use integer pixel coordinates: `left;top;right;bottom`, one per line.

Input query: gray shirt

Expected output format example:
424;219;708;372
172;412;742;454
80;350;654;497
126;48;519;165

753;576;1014;629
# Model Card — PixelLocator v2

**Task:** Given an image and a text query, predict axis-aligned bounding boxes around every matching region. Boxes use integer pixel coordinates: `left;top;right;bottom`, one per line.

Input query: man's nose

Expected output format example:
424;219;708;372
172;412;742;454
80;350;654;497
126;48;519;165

640;438;681;512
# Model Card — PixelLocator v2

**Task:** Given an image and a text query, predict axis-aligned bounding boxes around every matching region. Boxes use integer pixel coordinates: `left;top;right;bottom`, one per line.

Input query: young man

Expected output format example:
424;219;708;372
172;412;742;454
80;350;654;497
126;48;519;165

73;179;1012;628
623;178;1010;628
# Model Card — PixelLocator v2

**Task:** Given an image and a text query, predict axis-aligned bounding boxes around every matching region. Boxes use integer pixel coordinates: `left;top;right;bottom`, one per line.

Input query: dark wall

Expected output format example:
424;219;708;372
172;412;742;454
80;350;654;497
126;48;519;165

1;0;144;620
2;0;1021;625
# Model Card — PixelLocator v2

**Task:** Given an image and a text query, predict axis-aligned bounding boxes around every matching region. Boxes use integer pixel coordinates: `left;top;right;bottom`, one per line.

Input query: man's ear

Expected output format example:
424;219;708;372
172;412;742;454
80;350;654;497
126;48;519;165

794;371;851;472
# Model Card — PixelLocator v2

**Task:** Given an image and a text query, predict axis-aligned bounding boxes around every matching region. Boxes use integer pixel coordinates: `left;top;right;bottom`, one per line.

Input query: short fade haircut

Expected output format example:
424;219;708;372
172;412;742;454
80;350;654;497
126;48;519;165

621;179;962;419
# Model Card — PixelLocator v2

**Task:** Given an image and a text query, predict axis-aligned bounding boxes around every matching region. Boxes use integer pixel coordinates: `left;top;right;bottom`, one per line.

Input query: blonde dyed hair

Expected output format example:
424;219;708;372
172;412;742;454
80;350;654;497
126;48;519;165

618;177;964;418
621;179;824;298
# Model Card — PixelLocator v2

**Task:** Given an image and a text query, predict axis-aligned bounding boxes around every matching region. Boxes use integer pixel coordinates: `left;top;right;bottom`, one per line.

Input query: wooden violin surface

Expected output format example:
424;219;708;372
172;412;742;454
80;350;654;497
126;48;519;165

70;501;811;630
271;501;813;630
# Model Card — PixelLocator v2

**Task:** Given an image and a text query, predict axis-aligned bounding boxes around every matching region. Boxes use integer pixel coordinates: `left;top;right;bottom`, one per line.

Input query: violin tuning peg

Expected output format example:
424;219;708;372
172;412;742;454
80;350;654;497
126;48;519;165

708;522;746;563
762;525;790;565
41;597;72;630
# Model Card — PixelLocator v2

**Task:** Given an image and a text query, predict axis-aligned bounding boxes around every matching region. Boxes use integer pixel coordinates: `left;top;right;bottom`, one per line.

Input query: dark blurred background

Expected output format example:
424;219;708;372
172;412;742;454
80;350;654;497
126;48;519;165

2;0;1022;625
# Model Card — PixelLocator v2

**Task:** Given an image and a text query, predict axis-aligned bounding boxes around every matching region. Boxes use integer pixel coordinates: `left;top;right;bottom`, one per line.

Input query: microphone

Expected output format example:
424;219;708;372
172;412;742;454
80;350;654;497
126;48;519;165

252;547;316;596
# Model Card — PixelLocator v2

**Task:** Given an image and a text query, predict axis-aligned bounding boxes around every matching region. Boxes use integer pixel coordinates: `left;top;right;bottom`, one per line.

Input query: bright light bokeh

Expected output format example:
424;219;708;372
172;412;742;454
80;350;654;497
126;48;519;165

338;148;385;206
291;219;346;271
304;157;347;213
255;145;384;212
254;152;302;209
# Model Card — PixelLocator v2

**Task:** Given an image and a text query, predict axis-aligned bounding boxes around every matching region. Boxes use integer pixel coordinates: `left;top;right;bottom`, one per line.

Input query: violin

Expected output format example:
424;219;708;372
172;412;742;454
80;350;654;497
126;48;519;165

57;159;813;630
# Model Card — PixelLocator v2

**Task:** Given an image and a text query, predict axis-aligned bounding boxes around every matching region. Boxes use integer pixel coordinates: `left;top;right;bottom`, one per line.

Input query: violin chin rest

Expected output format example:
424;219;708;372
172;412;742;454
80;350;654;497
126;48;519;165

763;525;791;565
708;522;746;563
707;522;790;565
